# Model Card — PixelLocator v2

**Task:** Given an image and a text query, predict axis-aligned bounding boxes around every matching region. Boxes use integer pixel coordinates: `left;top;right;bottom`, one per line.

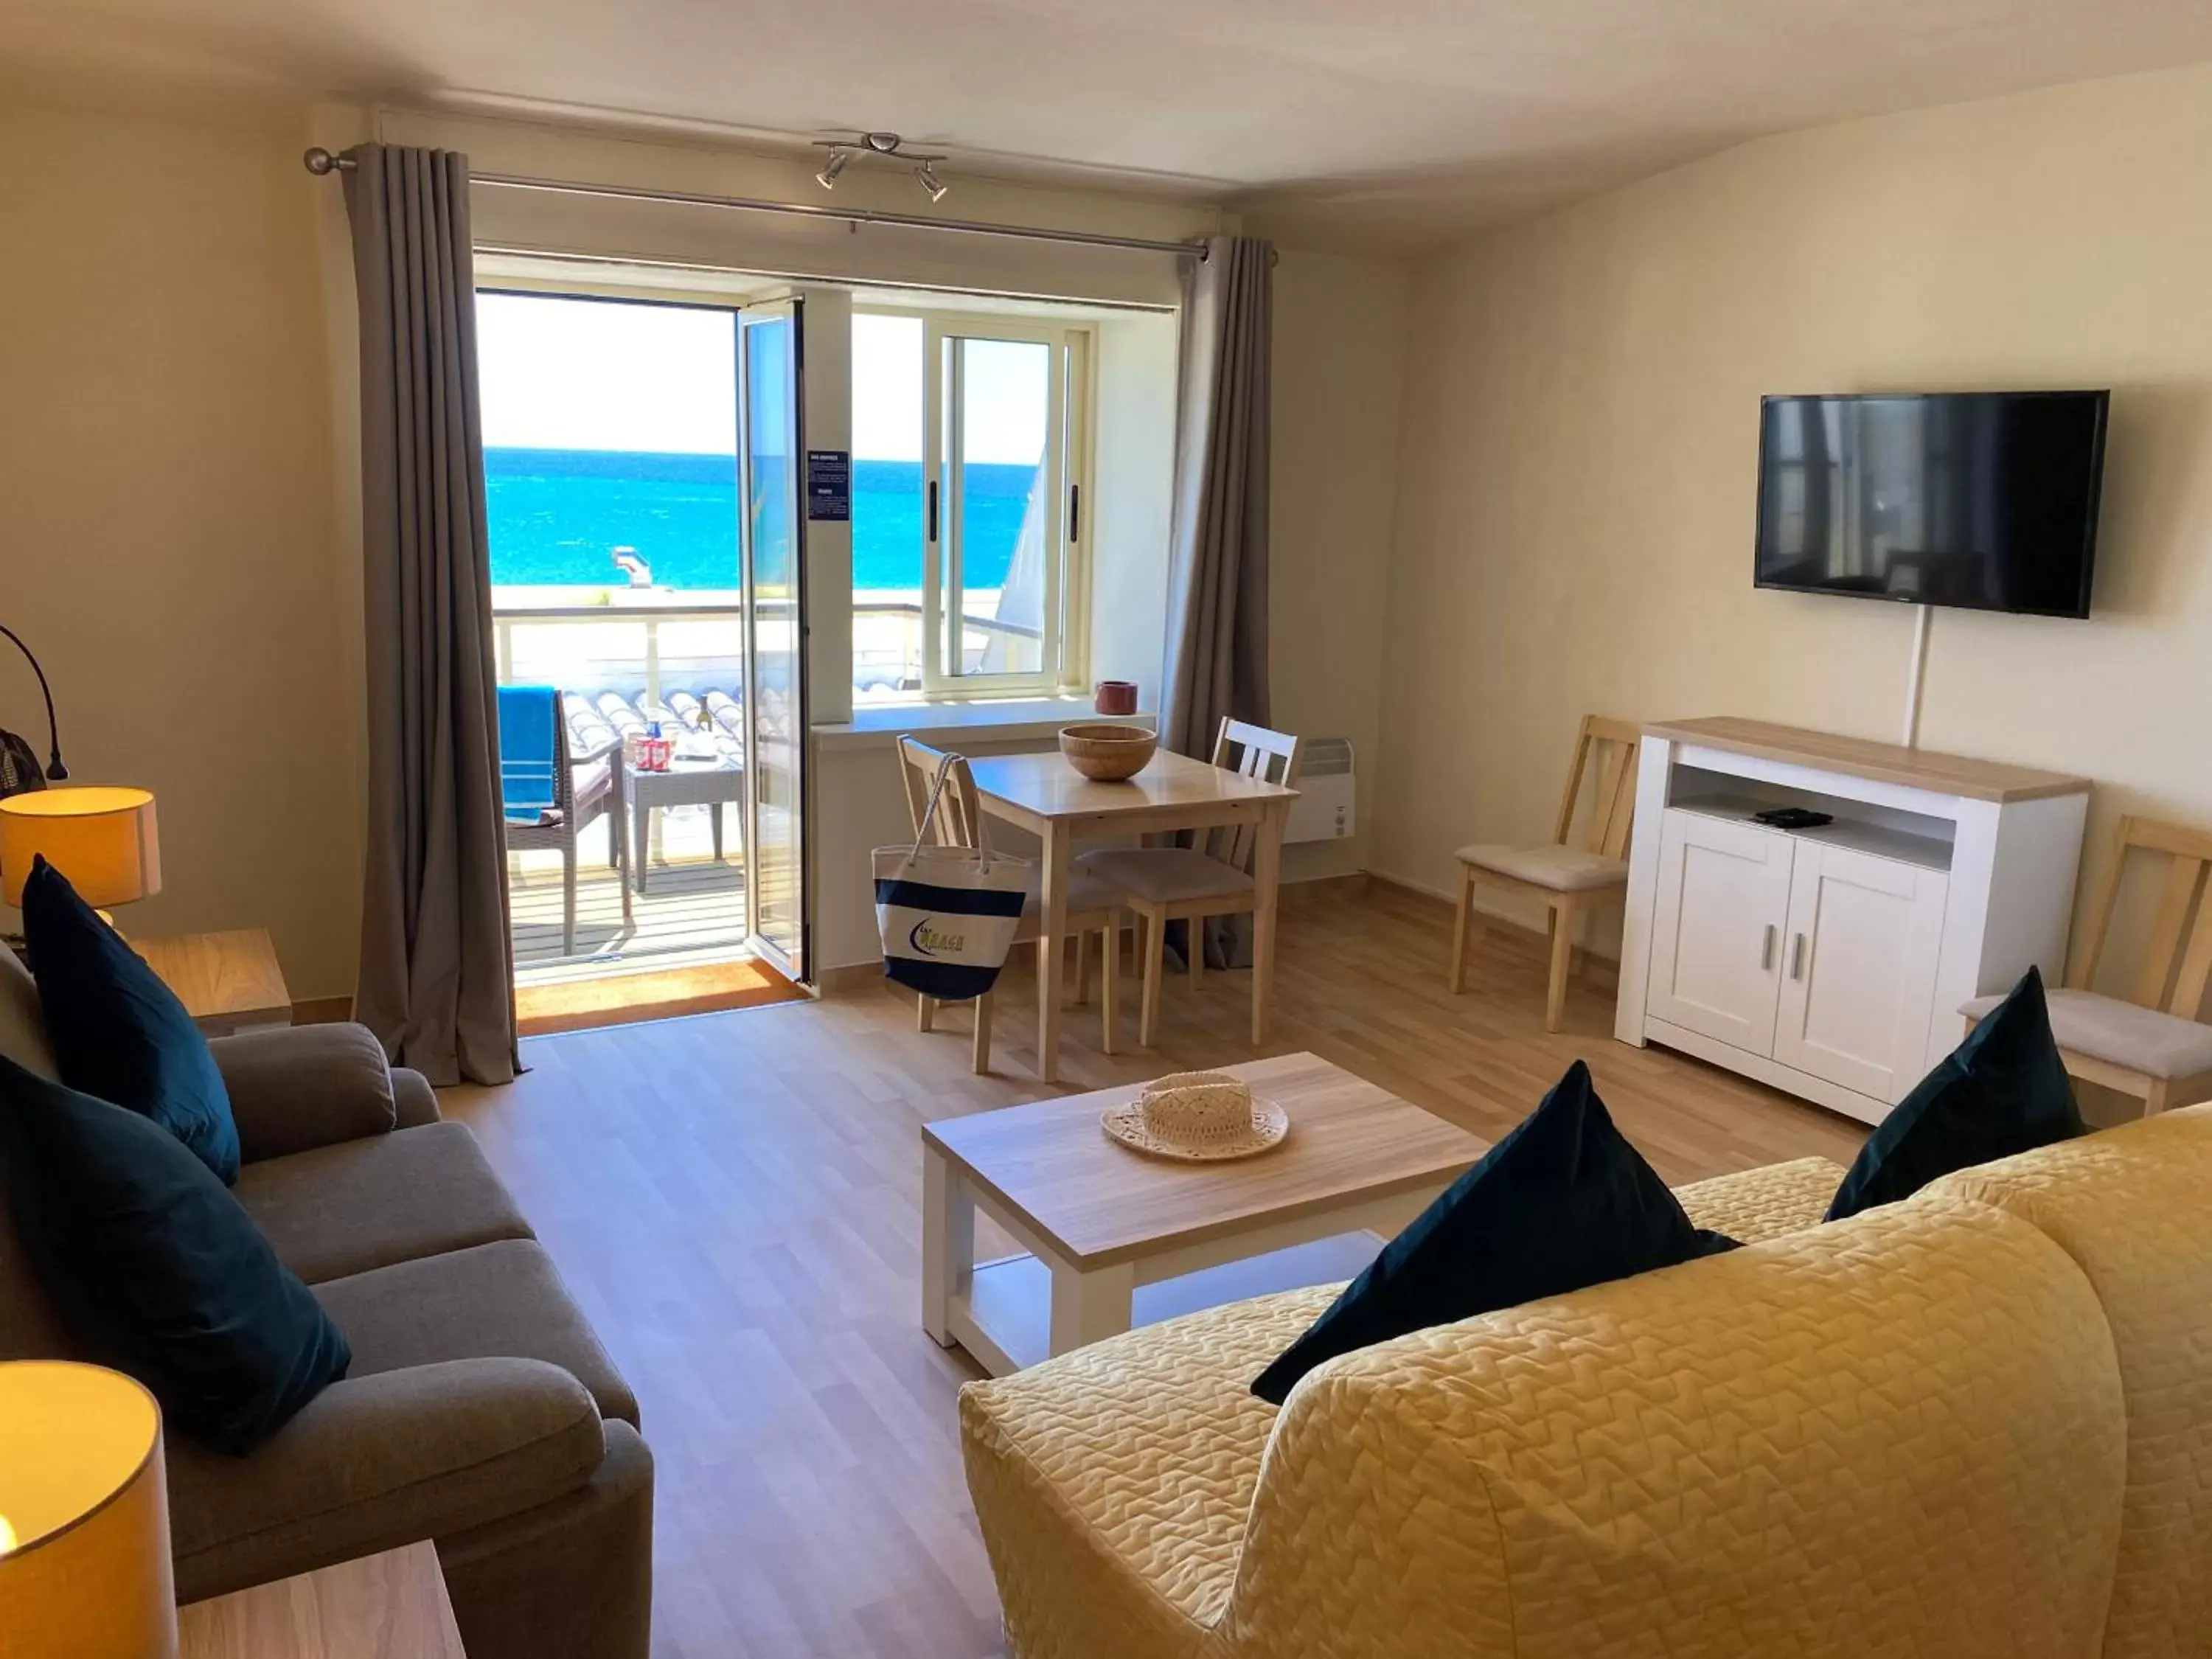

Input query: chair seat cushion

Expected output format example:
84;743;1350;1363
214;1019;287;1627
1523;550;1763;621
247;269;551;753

1961;985;2212;1081
233;1122;534;1285
1251;1060;1737;1405
1833;967;2084;1221
315;1239;638;1427
1455;842;1629;892
1075;846;1253;906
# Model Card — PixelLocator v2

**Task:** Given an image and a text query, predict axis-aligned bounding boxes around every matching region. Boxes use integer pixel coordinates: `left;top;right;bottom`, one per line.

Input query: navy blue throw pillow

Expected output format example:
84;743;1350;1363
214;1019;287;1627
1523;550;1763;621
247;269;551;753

0;1054;348;1454
1827;965;2083;1222
21;855;240;1183
1252;1061;1736;1406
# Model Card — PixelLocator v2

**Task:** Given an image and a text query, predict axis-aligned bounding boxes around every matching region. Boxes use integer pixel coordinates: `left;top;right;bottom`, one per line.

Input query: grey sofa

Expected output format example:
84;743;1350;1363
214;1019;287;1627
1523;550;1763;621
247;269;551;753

0;950;651;1659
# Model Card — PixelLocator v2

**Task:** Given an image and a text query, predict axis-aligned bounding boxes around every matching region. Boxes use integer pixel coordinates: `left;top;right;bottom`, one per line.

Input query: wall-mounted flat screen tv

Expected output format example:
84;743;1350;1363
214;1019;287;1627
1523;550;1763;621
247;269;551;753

1753;390;2107;617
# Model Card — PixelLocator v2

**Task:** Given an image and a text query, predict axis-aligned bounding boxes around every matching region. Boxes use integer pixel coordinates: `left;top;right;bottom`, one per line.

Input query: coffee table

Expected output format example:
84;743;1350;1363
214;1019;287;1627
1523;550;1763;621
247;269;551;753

920;1052;1488;1375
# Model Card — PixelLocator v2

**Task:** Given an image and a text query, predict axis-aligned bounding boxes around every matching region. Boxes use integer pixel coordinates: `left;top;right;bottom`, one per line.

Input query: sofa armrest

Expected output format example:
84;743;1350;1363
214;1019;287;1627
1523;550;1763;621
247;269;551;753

169;1357;606;1604
209;1023;398;1164
392;1065;442;1128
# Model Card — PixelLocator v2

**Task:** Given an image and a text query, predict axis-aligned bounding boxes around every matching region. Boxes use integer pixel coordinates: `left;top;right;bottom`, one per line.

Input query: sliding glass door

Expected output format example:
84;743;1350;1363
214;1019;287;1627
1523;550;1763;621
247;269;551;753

737;300;809;979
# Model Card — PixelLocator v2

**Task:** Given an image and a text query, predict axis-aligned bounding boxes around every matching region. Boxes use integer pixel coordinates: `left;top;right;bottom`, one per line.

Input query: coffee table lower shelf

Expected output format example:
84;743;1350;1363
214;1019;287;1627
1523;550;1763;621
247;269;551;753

920;1054;1487;1380
948;1233;1382;1377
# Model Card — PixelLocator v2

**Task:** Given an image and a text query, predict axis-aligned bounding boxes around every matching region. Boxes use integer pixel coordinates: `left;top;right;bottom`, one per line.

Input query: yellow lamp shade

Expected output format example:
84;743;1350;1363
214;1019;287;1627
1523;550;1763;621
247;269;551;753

0;786;161;910
0;1361;178;1659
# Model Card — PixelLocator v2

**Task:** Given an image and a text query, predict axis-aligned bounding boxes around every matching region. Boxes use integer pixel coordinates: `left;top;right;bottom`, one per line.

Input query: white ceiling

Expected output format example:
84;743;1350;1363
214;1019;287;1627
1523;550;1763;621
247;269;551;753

7;0;2212;250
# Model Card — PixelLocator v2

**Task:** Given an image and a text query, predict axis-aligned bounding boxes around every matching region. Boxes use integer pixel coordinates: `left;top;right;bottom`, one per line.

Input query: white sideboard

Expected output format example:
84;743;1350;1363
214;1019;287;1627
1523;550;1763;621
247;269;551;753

1615;717;2092;1126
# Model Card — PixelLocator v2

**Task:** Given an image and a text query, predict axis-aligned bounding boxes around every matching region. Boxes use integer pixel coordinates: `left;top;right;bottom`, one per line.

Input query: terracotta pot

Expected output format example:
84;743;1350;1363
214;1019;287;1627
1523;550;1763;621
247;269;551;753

1093;680;1138;716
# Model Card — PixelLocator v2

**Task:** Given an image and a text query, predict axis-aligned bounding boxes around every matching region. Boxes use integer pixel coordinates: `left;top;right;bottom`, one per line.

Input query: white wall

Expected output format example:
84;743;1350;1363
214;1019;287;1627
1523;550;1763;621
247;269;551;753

1;88;361;999
1377;61;2212;970
1270;248;1411;883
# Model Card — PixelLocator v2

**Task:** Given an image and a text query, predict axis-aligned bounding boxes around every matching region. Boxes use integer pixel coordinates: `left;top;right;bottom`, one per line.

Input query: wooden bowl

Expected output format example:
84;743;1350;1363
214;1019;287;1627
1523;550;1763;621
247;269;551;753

1059;723;1158;782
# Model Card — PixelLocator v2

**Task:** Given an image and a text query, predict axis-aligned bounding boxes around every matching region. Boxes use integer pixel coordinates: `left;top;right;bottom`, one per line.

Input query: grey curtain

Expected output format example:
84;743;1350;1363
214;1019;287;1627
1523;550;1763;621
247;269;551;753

1161;234;1274;758
1161;234;1274;970
342;145;518;1085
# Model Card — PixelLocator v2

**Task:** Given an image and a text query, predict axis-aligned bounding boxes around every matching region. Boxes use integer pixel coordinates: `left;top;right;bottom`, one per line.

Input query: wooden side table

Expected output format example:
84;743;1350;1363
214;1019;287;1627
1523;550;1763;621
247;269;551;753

132;928;292;1036
178;1541;467;1658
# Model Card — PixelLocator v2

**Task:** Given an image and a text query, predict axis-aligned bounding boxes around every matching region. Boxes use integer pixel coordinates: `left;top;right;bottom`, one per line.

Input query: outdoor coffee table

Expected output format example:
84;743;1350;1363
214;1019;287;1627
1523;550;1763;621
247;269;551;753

920;1052;1488;1375
625;753;745;891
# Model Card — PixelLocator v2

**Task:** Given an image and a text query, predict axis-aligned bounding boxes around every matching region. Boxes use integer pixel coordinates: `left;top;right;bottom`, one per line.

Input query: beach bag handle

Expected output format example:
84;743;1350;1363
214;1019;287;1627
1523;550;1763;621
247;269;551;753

905;751;998;871
873;751;1032;1002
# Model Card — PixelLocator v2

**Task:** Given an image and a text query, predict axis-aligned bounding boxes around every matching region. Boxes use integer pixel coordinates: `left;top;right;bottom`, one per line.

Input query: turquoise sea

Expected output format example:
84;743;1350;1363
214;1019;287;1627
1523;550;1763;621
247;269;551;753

484;448;1036;590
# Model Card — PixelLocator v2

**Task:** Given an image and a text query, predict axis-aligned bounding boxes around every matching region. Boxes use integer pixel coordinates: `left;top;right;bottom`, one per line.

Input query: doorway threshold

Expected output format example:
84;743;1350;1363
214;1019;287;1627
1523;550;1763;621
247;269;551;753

516;953;805;1037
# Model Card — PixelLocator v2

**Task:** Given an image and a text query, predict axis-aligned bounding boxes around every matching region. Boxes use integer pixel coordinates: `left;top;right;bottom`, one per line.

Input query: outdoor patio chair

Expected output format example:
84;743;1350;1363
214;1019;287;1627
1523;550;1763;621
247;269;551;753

498;684;630;956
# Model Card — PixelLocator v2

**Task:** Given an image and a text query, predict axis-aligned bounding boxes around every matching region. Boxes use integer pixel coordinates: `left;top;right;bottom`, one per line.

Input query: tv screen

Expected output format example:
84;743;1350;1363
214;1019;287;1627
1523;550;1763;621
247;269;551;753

1753;391;2107;617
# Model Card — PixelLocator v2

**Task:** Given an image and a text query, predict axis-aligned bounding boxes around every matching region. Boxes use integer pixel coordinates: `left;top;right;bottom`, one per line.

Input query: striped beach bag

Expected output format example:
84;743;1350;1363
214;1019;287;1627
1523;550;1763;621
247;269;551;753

873;753;1032;1001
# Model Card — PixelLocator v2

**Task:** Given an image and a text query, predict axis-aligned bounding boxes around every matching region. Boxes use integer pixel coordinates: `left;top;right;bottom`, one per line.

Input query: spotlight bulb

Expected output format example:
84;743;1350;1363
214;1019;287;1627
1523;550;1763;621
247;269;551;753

816;149;850;190
916;162;947;203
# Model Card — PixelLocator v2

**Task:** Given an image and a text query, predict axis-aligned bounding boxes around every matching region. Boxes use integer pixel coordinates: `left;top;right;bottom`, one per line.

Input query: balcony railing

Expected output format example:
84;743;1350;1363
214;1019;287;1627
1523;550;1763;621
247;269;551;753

492;588;1042;705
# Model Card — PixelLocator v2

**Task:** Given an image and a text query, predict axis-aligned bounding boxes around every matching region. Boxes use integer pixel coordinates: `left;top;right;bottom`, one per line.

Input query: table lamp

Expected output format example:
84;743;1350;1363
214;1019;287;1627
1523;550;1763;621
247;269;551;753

0;786;161;915
0;1360;178;1658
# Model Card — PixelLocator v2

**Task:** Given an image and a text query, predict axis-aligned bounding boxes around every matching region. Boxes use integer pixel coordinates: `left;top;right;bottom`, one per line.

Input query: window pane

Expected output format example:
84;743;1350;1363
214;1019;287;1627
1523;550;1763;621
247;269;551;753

851;314;924;701
954;337;1050;678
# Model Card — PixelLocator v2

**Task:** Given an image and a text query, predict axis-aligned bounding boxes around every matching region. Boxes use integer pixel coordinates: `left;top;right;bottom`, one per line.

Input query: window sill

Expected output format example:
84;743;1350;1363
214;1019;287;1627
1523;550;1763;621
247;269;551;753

812;697;1155;752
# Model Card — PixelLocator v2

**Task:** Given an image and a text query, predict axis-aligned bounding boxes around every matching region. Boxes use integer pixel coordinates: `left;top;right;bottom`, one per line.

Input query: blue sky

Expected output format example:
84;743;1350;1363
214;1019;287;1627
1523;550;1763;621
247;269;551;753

477;293;1044;466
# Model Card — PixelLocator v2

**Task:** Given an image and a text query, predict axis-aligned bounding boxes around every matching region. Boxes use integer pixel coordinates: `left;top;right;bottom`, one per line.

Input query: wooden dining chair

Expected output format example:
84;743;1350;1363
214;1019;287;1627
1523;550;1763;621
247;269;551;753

896;738;1123;1074
1074;719;1304;1049
1449;714;1641;1032
1963;813;2212;1114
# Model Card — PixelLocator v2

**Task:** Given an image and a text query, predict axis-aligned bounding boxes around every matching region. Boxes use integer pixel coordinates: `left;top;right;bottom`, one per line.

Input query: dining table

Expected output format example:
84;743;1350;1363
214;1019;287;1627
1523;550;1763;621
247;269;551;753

963;747;1301;1083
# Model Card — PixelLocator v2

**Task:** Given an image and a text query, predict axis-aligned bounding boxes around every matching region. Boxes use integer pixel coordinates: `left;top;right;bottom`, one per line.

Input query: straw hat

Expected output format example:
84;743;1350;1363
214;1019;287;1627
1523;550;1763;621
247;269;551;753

1101;1071;1290;1161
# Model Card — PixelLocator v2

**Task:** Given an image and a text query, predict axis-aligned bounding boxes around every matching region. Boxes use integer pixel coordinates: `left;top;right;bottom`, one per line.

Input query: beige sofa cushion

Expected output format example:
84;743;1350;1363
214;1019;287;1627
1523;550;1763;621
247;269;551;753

1674;1155;1849;1243
168;1357;606;1604
1961;986;2212;1080
317;1239;639;1429
963;1282;1338;1641
209;1024;396;1162
234;1121;532;1284
1926;1105;2212;1658
958;1158;1846;1653
0;946;56;1079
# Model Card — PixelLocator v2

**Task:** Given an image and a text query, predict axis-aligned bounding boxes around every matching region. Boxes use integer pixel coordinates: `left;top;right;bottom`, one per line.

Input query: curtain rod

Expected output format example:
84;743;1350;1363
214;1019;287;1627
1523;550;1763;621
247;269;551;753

302;147;1208;261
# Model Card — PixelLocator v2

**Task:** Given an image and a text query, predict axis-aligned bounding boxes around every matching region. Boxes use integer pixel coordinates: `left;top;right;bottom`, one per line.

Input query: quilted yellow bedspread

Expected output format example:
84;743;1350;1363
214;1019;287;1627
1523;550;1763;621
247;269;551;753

964;1115;2212;1658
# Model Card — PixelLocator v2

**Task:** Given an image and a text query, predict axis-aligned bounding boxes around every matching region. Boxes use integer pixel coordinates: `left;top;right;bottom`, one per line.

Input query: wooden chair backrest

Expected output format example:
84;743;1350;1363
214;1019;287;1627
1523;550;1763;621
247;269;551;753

896;737;985;852
2069;813;2212;1018
1554;714;1642;861
1201;719;1304;873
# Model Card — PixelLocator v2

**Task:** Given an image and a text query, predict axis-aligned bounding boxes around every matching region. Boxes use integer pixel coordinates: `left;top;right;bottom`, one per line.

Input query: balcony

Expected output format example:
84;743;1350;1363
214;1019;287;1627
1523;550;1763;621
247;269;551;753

495;588;749;986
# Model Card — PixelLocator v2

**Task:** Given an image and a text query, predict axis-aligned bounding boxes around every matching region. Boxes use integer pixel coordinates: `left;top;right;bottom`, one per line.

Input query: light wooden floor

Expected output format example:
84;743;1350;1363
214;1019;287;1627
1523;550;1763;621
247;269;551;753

444;879;1868;1659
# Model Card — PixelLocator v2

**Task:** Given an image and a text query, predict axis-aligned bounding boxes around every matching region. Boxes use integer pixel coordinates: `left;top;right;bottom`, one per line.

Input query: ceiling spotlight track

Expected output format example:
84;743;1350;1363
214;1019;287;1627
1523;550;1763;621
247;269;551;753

813;131;950;203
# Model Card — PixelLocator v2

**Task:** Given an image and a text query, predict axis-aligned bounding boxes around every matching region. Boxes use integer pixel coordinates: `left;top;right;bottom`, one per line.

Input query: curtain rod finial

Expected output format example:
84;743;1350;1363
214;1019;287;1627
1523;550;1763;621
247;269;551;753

303;146;355;175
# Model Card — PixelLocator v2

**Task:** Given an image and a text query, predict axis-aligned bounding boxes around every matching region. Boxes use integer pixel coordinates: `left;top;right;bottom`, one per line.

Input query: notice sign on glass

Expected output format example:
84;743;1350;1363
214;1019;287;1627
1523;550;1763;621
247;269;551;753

806;449;851;521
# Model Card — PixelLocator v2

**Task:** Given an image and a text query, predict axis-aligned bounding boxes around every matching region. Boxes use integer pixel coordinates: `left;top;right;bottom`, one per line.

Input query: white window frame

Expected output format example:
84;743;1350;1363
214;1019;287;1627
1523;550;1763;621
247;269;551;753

856;306;1094;700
